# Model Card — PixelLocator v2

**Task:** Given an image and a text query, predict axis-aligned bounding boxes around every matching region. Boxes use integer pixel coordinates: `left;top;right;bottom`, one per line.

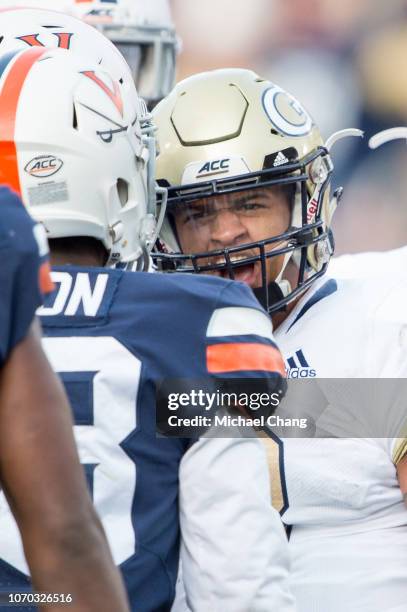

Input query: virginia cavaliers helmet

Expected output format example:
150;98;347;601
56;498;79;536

153;68;361;313
0;46;163;266
9;0;180;109
0;3;134;87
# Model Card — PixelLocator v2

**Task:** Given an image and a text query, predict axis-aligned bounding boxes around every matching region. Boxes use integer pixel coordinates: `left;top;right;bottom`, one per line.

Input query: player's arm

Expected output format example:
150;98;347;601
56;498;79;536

178;282;294;611
0;320;129;612
179;436;295;611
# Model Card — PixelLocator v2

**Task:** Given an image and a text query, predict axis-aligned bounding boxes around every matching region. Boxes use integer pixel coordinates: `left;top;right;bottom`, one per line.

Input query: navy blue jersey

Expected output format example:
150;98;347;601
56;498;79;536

0;186;52;366
0;266;284;611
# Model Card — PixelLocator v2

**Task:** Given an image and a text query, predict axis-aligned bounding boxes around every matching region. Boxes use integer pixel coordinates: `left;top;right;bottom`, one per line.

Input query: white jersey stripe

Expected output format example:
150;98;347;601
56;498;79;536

207;306;273;339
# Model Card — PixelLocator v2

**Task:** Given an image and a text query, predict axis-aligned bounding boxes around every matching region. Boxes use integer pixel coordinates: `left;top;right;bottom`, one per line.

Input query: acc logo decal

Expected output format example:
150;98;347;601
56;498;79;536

197;159;230;177
25;155;63;178
262;85;313;137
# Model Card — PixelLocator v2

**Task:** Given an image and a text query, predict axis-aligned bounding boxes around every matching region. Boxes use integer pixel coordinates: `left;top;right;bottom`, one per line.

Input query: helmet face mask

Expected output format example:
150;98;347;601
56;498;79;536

153;69;336;313
66;0;178;109
105;24;178;109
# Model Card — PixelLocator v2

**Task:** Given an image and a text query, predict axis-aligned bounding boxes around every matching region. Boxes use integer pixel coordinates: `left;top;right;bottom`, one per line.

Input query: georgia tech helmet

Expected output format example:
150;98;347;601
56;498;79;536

0;46;164;266
153;68;362;313
59;0;179;109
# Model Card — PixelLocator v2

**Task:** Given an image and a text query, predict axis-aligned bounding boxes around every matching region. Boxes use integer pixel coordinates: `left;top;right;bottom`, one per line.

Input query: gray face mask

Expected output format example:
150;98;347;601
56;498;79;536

116;43;143;85
112;27;177;109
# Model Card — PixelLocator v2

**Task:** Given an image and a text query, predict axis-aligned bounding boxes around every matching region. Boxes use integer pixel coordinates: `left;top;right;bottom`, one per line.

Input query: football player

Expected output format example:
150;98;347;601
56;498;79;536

0;188;129;611
329;127;407;280
0;48;295;612
153;69;407;612
0;0;179;109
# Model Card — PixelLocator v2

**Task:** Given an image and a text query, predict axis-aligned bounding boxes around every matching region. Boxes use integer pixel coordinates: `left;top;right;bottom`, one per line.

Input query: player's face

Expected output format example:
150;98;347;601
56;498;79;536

173;185;291;288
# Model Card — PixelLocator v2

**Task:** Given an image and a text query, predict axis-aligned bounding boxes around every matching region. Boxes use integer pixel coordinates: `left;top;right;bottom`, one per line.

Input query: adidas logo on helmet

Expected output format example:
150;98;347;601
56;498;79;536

273;151;289;167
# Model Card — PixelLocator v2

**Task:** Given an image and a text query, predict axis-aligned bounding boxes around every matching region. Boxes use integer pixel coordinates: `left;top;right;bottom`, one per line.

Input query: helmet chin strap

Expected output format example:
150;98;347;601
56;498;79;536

275;250;293;296
260;243;294;313
253;281;287;313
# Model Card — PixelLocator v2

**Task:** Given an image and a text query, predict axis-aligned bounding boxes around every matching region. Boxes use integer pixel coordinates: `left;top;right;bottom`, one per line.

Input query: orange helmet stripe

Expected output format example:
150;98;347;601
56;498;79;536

0;47;48;196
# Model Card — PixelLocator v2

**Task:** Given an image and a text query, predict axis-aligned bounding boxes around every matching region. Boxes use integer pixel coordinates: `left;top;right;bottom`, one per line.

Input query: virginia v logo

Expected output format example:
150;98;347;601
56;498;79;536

286;349;316;378
17;33;74;50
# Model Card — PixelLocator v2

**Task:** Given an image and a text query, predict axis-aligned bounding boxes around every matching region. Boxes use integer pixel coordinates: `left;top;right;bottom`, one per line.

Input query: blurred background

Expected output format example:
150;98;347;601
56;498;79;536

171;0;407;254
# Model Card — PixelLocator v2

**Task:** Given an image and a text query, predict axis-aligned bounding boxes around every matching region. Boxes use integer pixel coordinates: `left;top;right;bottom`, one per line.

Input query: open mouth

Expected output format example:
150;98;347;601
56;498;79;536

206;254;259;287
223;262;258;285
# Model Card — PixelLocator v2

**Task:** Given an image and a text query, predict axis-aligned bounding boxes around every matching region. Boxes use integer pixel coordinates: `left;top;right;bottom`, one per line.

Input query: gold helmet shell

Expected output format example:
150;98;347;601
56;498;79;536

153;68;337;312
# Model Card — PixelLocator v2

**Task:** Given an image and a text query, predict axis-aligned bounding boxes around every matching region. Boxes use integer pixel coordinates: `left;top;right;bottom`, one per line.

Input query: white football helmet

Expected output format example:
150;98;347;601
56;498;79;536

0;45;164;266
0;4;133;86
1;0;180;108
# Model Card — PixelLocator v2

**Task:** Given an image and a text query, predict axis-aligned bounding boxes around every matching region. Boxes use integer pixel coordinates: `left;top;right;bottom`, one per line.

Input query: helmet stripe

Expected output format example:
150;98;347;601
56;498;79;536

0;47;48;196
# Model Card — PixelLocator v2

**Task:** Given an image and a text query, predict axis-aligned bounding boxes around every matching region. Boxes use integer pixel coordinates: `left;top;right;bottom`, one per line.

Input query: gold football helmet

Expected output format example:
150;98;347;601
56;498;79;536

153;68;361;312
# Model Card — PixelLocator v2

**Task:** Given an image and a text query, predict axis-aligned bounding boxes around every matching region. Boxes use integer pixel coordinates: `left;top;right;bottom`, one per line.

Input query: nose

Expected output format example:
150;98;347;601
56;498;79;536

209;208;249;248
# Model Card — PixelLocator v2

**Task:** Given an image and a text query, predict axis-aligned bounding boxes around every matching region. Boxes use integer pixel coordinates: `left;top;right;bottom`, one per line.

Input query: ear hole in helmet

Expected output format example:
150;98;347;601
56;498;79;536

72;104;78;130
117;178;129;207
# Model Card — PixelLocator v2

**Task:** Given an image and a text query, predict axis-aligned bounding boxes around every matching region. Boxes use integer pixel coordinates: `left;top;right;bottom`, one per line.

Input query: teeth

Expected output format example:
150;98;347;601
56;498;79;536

230;255;251;263
212;255;251;265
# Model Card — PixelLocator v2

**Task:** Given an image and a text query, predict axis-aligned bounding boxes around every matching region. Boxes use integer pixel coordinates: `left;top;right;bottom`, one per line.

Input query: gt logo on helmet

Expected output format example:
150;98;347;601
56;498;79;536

262;84;313;137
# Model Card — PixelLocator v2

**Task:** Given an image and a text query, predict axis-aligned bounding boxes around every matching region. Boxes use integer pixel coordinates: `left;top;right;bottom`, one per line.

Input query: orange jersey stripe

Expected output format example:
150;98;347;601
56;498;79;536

39;260;54;295
207;343;286;376
0;47;48;195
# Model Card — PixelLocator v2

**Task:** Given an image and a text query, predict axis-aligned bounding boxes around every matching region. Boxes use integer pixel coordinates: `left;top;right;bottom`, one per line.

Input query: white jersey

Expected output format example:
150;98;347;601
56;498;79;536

270;274;407;612
329;246;407;279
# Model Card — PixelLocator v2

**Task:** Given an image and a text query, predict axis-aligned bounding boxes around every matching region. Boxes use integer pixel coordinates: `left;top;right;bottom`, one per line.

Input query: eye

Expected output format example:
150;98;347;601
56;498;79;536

189;210;207;221
181;209;205;225
235;201;263;212
181;204;213;224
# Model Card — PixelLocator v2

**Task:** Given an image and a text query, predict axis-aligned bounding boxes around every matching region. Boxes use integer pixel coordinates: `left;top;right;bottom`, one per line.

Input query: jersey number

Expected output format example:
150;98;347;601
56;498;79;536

0;336;140;574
